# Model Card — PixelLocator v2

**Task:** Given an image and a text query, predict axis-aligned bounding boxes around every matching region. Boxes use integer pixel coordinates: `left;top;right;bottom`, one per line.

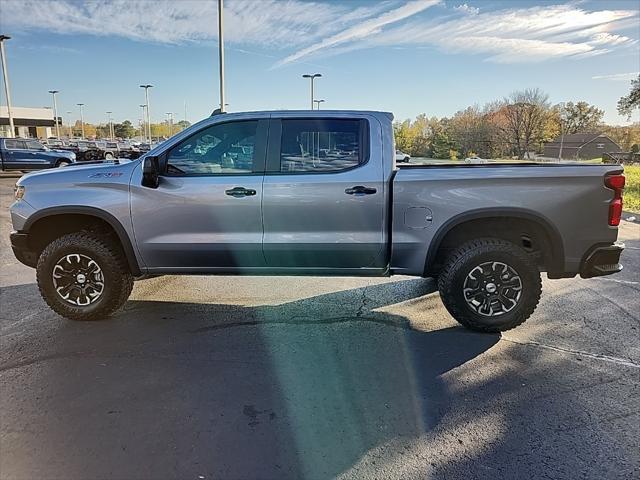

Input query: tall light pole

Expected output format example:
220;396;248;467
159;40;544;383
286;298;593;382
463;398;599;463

66;111;72;138
140;84;153;143
139;104;147;142
302;73;321;109
48;90;60;139
106;111;114;140
313;99;325;110
0;35;15;138
217;0;226;112
166;112;174;137
77;103;85;139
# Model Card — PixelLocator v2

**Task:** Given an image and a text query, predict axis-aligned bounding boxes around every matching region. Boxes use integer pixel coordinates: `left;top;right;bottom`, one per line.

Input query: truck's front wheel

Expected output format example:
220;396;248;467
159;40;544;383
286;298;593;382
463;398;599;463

437;238;542;332
36;232;133;321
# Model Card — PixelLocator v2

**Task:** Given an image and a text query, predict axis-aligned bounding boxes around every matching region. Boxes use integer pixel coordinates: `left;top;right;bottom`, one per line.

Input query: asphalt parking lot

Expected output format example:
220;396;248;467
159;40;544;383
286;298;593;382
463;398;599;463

0;175;638;480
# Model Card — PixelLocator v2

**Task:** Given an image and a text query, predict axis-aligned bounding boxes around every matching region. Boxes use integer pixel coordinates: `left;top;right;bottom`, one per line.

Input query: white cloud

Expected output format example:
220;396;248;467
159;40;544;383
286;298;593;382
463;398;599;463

592;72;640;81
364;4;639;63
454;3;479;16
3;1;638;66
2;0;393;47
275;0;441;66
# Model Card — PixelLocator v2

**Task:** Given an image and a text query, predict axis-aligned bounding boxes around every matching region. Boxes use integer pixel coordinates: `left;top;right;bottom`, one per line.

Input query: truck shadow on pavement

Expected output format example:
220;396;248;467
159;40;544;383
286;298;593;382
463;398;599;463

1;278;500;479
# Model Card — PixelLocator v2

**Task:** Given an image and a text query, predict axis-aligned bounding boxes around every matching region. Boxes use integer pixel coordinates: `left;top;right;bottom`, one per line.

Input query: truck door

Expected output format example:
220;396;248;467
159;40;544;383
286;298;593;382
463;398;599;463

26;140;55;168
262;117;386;270
2;139;35;170
130;119;268;270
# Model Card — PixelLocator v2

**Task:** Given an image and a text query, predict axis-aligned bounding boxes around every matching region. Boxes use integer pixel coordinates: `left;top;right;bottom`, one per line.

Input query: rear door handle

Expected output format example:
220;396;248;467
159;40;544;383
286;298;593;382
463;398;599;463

345;185;377;195
225;186;257;197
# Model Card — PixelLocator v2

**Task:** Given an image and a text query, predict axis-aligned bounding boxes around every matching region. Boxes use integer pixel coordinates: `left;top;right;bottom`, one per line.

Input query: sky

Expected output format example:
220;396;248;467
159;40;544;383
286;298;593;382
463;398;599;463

1;0;639;125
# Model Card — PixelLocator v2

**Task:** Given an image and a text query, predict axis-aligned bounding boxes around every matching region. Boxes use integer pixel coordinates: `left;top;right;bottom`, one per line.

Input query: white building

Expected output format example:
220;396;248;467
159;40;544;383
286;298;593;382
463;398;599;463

0;106;56;138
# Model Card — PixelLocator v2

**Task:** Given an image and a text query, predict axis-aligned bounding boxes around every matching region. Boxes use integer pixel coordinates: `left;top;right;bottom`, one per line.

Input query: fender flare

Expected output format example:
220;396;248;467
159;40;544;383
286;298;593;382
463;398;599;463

23;206;142;276
424;207;564;274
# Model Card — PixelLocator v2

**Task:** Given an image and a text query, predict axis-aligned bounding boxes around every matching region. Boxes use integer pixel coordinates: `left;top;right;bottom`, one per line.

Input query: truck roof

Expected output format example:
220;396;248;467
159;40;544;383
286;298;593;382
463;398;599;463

210;109;394;120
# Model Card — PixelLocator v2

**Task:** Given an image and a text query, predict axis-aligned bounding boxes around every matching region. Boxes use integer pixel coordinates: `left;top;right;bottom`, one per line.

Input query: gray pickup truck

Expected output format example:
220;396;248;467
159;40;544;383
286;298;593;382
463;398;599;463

9;110;626;332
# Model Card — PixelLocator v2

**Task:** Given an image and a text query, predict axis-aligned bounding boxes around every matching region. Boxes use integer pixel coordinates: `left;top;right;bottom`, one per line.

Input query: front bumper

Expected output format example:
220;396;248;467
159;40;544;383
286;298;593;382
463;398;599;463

10;231;37;268
580;242;624;278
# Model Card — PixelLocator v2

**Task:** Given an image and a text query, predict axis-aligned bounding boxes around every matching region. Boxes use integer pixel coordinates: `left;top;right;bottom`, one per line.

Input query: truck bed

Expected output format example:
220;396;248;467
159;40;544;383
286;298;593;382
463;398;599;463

391;163;623;276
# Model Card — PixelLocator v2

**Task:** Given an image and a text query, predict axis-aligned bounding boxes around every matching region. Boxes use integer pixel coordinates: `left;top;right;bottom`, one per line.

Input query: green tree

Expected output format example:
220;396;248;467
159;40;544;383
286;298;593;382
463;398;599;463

431;131;452;159
175;120;191;130
557;101;604;134
618;74;640;119
114;120;135;138
95;124;110;139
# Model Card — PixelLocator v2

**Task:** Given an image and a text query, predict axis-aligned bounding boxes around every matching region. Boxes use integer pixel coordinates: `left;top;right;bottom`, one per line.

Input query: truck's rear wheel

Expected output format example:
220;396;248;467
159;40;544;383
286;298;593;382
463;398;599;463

36;232;133;321
437;238;541;332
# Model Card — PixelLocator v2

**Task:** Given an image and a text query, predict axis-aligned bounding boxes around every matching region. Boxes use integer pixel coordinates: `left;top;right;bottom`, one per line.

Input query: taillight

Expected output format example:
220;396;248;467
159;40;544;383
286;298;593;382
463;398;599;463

605;174;625;226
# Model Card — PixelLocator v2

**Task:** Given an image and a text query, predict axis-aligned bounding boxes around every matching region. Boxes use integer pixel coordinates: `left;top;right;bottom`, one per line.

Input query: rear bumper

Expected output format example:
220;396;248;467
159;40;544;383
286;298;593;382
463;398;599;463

10;231;37;268
580;242;624;278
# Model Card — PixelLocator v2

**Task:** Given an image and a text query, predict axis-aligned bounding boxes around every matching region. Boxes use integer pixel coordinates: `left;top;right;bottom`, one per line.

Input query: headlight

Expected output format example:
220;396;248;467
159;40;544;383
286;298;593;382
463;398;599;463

14;185;25;201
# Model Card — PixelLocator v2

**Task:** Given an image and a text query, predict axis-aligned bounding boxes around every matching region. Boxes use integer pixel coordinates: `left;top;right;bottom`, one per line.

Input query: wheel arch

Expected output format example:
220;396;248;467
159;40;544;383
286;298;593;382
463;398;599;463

23;206;141;276
424;207;564;276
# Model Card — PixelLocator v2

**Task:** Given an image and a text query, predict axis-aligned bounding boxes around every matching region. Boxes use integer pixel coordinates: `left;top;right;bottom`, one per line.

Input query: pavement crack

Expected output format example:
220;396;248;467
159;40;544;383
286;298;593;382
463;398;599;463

0;351;94;373
501;336;640;368
355;285;369;318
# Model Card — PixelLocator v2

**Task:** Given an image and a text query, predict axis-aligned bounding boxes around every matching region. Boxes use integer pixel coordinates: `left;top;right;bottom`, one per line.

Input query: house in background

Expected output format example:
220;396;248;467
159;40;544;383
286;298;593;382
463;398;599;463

543;133;621;160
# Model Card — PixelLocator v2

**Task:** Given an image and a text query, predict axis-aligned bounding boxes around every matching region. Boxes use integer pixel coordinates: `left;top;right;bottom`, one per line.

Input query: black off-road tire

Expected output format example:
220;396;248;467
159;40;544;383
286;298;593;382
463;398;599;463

437;238;542;333
36;232;134;321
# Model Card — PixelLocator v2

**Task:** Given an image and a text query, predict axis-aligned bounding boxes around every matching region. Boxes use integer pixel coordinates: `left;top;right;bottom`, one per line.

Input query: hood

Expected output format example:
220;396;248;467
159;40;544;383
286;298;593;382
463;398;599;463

17;158;139;186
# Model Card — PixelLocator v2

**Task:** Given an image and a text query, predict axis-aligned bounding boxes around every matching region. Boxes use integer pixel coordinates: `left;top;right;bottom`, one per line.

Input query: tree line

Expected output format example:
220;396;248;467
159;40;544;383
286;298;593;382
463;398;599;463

395;83;640;160
62;119;192;140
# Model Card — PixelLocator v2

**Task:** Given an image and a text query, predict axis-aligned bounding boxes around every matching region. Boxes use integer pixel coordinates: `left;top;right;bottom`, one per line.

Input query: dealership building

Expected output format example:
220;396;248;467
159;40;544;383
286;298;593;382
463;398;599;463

0;106;57;138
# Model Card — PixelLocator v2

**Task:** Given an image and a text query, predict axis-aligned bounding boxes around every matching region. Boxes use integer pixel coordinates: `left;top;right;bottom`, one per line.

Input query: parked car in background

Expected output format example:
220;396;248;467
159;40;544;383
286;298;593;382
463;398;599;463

115;142;143;159
395;149;410;162
0;138;76;171
465;156;489;164
43;139;65;148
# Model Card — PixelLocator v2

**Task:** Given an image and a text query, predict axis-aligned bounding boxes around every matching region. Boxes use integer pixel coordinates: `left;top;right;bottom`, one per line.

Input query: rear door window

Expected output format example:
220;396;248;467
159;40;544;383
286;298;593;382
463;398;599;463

5;140;25;149
27;140;46;151
279;119;364;173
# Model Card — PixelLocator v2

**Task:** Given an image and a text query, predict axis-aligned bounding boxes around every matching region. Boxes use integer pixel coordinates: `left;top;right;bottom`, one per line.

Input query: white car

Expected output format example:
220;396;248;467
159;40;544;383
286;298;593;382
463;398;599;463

464;156;488;164
395;150;410;163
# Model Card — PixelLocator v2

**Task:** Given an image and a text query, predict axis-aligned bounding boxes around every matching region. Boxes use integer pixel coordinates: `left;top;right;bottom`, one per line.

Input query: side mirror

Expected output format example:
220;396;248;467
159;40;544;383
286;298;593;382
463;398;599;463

142;155;160;189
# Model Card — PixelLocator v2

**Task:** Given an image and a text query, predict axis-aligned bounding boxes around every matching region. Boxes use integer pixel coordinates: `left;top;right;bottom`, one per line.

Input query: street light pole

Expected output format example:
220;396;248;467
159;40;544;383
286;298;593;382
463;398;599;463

139;104;147;142
218;0;226;112
66;111;72;139
77;103;85;139
0;35;15;138
48;90;60;139
302;73;321;109
140;84;153;143
166;112;173;136
106;111;114;140
313;99;325;110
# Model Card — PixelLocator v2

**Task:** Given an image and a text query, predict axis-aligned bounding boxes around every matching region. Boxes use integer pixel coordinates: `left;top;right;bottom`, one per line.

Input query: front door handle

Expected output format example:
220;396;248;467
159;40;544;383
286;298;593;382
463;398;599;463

345;185;377;195
225;186;257;197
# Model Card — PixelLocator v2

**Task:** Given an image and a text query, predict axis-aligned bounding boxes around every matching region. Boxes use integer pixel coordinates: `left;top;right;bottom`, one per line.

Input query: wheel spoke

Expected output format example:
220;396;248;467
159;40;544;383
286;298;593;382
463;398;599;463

463;261;522;317
52;253;104;307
